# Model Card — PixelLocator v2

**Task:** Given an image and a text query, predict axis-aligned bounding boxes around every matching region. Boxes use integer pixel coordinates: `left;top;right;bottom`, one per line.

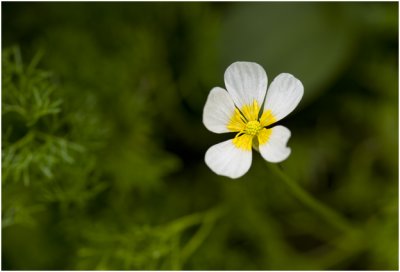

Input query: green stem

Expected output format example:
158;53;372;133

180;207;219;264
163;206;224;268
268;163;354;233
165;205;224;234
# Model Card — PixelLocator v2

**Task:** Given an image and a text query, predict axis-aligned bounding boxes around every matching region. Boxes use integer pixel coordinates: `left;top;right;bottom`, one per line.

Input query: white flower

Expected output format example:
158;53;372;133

203;62;304;179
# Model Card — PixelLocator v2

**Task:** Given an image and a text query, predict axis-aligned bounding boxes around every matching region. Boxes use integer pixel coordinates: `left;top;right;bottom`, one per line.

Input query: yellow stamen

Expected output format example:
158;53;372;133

228;99;276;150
227;100;262;132
232;134;253;151
257;128;272;145
259;109;276;127
241;100;260;121
227;108;246;132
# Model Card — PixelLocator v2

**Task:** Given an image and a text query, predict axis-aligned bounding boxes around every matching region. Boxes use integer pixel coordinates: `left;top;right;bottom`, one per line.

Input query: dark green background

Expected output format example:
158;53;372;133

2;2;398;270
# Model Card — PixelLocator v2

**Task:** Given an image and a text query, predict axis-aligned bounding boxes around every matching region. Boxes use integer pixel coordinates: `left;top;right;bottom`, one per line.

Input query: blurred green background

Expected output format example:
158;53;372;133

2;2;398;270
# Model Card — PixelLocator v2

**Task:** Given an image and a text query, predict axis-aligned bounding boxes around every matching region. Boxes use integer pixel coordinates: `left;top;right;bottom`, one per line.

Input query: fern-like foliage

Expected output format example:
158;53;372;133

2;47;214;270
2;47;105;228
2;48;82;185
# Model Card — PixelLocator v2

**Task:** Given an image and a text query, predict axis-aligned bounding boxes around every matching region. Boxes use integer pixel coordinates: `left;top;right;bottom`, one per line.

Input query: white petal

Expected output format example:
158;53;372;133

259;126;291;163
202;87;237;133
224;62;268;109
264;73;303;122
205;139;252;179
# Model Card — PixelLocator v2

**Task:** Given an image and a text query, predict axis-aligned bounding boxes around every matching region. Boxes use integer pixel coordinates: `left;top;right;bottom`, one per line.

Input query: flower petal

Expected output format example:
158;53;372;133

203;87;243;133
258;126;291;163
205;139;252;179
263;73;303;122
224;62;268;109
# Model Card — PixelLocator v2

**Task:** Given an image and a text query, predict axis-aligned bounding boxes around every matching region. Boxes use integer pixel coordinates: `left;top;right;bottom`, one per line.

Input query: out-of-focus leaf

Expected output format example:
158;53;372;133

220;3;357;105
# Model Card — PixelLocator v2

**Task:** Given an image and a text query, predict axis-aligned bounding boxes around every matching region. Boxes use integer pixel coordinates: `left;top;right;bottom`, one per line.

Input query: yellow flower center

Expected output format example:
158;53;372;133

244;120;262;136
228;99;277;151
